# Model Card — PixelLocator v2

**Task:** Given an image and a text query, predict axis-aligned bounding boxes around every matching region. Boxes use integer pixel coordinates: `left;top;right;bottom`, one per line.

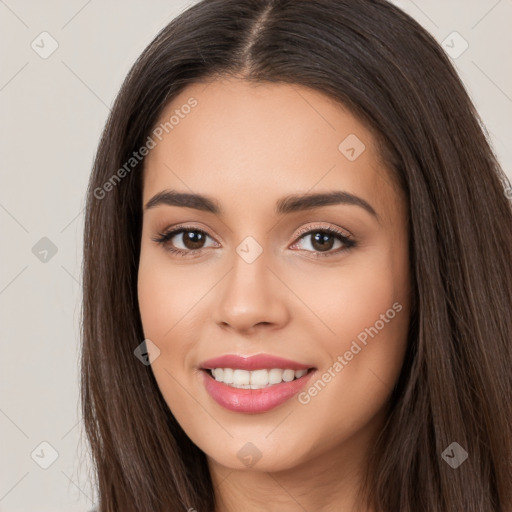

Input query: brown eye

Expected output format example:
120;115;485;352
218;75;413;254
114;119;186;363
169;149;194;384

308;231;337;252
152;227;217;256
290;226;356;257
177;230;208;250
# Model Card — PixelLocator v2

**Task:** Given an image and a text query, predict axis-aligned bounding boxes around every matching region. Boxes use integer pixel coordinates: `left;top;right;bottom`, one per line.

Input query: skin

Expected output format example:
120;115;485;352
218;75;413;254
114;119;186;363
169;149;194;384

138;77;411;512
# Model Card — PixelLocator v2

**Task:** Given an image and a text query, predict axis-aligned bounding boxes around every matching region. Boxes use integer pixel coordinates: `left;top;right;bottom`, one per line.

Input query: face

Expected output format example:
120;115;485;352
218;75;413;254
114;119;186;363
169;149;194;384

138;77;411;474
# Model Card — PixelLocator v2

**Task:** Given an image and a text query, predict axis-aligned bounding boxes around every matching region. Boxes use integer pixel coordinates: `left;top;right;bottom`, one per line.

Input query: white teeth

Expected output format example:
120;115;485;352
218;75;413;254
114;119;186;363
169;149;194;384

233;369;250;386
212;368;224;381
250;369;269;386
223;367;234;384
282;369;295;382
268;368;283;385
208;368;310;388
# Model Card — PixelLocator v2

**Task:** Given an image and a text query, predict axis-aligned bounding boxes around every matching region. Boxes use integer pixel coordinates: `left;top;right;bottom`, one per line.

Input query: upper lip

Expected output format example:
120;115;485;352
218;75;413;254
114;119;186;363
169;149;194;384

199;354;315;371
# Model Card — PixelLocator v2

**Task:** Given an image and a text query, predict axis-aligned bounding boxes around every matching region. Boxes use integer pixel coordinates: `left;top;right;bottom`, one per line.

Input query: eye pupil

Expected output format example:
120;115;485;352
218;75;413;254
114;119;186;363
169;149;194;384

183;231;205;249
311;232;335;251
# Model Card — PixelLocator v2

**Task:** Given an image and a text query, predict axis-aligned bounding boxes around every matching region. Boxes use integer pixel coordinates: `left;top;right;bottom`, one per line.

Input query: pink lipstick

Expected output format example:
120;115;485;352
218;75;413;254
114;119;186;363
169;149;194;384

199;354;316;413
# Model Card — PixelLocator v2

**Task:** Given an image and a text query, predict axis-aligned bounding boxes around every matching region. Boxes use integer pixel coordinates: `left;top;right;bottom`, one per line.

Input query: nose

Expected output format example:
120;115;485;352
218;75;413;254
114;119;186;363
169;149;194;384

212;248;290;334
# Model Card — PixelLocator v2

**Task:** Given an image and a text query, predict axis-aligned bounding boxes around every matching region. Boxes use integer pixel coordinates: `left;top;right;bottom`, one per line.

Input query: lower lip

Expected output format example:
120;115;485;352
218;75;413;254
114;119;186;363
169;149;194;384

201;369;316;413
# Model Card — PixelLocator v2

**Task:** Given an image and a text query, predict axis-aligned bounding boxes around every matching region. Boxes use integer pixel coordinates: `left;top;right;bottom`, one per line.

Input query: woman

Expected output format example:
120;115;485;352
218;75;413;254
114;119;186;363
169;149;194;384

81;0;512;510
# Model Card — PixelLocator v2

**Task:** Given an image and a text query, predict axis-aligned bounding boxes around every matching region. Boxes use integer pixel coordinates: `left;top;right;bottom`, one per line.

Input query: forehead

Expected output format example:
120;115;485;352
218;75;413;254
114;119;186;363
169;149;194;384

142;77;399;222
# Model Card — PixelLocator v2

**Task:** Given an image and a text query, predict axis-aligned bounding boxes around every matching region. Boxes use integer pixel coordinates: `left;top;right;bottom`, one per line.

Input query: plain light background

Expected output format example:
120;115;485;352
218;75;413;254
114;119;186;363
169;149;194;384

0;0;511;510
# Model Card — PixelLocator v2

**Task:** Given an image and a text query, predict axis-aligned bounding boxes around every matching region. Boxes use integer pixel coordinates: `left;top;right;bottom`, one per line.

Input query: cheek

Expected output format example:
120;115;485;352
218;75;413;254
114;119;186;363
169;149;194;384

138;258;173;341
137;247;207;342
292;243;410;408
137;252;204;414
137;249;195;374
137;245;224;400
293;245;409;354
302;246;409;427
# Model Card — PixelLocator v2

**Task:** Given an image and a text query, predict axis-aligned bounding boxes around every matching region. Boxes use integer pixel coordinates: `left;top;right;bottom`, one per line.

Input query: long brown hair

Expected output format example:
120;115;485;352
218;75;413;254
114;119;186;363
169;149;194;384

80;0;512;510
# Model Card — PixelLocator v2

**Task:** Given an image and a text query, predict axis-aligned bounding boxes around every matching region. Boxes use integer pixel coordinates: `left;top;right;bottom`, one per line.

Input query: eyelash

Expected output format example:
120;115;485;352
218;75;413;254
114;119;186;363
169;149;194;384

151;223;357;258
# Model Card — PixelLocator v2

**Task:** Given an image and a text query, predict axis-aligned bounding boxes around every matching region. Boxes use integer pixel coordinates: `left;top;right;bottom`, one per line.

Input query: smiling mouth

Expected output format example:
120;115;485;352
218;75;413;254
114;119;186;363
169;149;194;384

202;367;316;389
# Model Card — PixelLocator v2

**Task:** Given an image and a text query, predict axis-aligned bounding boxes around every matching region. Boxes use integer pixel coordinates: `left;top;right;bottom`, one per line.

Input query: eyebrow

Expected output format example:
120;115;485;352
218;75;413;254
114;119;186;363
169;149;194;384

144;189;378;219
